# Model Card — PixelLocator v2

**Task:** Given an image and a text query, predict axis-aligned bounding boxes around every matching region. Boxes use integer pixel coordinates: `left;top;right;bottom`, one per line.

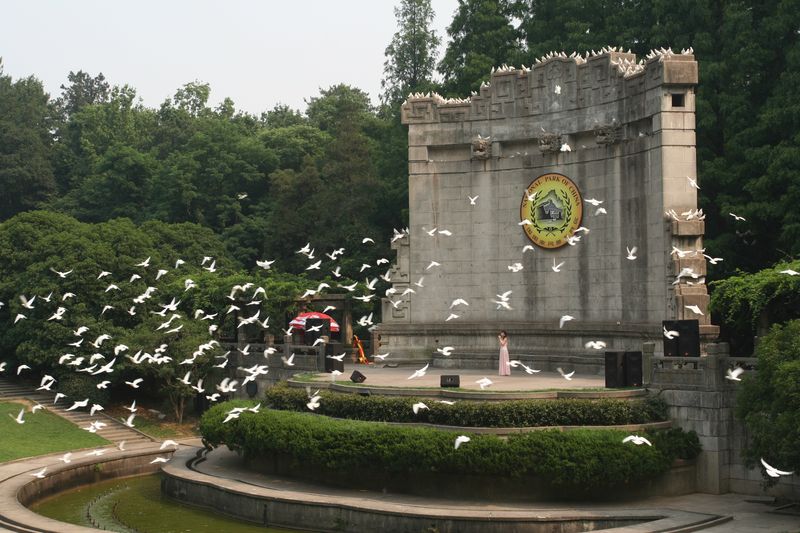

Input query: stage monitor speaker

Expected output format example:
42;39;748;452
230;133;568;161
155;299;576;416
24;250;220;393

440;375;460;388
305;318;330;344
662;320;700;357
350;370;366;383
604;352;625;388
624;351;643;387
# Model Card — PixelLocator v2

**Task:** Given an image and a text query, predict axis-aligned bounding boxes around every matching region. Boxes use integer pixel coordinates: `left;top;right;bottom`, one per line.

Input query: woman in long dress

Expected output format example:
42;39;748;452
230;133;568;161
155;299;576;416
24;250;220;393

498;330;510;376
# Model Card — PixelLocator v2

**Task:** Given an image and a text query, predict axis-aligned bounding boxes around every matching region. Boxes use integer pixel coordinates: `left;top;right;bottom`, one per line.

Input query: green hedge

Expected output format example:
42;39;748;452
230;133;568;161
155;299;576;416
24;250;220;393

200;401;700;490
262;384;668;427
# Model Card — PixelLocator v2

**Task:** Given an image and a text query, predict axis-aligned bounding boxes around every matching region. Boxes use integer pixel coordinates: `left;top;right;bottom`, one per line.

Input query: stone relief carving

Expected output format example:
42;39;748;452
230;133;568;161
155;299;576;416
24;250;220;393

538;133;562;154
471;135;492;160
593;123;621;145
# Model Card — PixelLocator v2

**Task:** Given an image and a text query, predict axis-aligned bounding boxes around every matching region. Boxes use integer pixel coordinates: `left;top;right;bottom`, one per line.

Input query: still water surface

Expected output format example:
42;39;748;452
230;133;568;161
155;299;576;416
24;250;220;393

31;474;311;532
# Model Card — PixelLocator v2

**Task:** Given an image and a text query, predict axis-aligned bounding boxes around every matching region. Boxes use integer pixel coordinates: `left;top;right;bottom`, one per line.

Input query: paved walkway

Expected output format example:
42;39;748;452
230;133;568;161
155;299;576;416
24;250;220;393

174;447;799;532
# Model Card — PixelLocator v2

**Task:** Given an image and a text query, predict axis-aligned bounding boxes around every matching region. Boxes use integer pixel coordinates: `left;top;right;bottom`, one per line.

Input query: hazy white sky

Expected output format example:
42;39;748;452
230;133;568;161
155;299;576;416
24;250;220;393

1;0;460;115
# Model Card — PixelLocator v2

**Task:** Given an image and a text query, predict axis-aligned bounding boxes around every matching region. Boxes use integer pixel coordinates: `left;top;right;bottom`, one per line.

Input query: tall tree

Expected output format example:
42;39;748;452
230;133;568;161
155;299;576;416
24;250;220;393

0;62;56;220
54;70;109;119
438;0;520;97
381;0;441;106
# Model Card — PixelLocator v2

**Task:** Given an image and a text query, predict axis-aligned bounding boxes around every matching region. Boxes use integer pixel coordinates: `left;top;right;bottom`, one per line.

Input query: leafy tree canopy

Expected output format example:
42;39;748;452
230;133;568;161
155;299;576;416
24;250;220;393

735;319;800;483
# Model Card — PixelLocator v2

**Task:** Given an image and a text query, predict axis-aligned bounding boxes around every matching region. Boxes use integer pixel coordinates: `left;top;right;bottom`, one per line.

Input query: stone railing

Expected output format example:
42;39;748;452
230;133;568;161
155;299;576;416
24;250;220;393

650;344;757;392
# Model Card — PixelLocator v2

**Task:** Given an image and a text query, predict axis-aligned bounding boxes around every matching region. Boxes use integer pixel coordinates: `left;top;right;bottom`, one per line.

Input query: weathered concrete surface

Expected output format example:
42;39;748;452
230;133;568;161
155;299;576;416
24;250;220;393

163;447;731;533
379;49;718;368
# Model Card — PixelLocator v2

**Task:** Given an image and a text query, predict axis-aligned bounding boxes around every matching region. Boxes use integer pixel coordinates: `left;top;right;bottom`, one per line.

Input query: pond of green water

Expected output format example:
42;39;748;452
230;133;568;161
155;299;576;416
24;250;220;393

30;474;310;532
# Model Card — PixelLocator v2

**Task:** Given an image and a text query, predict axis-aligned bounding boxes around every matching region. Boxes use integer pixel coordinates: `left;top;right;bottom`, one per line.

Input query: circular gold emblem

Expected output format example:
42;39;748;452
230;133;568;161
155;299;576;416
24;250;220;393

520;173;583;249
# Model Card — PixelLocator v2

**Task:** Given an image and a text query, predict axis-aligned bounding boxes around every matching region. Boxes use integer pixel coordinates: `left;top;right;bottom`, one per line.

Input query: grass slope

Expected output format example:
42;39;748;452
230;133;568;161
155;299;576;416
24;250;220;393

0;401;109;462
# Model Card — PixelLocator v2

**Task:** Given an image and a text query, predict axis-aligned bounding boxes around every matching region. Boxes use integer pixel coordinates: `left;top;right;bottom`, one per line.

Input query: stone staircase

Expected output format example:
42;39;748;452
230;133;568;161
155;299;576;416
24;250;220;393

0;377;153;446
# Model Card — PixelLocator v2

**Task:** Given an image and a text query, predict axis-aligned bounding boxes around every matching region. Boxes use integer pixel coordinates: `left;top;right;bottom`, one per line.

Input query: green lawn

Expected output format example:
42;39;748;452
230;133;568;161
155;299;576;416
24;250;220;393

0;402;109;462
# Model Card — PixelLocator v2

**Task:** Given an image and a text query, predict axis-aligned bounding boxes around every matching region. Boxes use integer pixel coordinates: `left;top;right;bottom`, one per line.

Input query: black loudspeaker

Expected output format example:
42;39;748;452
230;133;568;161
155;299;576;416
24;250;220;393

350;370;366;383
662;320;700;357
624;351;643;387
305;318;330;344
604;352;625;388
325;357;344;373
245;380;258;398
440;375;460;388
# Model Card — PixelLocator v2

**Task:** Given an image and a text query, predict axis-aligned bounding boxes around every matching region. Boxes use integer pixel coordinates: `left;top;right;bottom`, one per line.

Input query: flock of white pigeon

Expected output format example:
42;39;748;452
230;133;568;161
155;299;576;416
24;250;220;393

4;172;799;478
1;235;425;476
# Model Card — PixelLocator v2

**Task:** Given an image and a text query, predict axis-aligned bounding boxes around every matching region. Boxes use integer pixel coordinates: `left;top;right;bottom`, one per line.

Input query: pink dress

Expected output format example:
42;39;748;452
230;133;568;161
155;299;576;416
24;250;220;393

498;336;510;376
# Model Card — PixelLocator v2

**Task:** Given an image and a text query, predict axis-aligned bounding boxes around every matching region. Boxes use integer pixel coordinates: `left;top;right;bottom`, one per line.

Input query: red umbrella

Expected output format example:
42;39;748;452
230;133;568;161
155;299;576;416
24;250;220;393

289;312;340;333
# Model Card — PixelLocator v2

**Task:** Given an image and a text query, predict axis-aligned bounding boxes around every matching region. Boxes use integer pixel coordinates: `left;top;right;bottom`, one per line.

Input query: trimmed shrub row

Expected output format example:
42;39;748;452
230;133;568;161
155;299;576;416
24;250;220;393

200;401;700;491
263;383;668;427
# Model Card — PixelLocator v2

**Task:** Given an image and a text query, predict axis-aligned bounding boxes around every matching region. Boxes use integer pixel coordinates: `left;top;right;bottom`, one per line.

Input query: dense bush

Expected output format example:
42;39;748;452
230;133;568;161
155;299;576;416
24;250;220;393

58;373;110;407
263;384;668;427
736;320;800;482
200;401;700;491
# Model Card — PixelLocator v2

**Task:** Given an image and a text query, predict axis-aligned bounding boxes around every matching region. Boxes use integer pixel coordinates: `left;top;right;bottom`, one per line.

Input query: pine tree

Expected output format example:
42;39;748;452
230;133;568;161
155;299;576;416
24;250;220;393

381;0;441;106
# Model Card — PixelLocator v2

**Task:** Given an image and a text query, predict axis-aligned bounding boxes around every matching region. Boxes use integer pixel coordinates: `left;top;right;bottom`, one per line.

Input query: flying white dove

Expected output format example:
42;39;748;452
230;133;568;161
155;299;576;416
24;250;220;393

307;395;322;411
122;413;136;428
468;195;479;205
552;259;564;272
50;268;73;278
9;408;25;424
626;246;637;260
476;377;493;390
622;435;652;446
685;305;704;316
557;367;575;380
125;378;144;389
454;435;471;449
407;363;429;380
559;315;574;328
585;340;607;350
725;367;745;381
509;360;540;374
760;458;794;478
663;326;679;339
412;402;428;414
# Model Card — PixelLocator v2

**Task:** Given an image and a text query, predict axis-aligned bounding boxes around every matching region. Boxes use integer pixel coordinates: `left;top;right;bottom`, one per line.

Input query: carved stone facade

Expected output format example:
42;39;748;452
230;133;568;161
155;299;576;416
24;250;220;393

379;49;717;368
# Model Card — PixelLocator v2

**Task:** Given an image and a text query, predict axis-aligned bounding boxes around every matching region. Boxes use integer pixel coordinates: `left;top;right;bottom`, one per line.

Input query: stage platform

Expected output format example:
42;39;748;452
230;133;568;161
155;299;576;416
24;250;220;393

292;363;643;400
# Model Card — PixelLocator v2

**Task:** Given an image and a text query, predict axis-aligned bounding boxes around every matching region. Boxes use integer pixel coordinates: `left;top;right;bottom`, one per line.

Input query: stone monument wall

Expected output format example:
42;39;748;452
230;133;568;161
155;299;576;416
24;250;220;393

378;48;718;369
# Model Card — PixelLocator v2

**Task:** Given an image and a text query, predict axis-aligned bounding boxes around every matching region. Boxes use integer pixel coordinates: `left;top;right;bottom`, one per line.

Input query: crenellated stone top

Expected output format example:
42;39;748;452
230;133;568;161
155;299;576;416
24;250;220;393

401;47;698;126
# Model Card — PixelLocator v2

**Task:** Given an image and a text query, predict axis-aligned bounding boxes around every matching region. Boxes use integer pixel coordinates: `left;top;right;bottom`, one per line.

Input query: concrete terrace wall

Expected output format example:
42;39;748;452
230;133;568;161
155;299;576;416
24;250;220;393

651;347;800;498
378;49;716;366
